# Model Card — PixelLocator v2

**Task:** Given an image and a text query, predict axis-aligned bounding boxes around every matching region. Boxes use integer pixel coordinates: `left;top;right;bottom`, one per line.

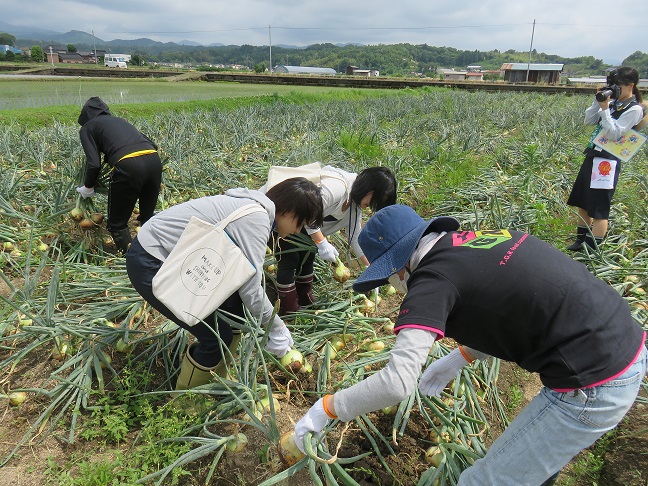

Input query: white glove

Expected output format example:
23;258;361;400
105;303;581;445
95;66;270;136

418;348;469;397
294;398;331;454
316;238;339;262
76;185;95;198
264;323;294;358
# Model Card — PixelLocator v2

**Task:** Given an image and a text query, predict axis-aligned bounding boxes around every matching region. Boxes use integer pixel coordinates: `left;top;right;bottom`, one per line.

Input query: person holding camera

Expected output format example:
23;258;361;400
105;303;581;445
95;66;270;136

566;67;645;250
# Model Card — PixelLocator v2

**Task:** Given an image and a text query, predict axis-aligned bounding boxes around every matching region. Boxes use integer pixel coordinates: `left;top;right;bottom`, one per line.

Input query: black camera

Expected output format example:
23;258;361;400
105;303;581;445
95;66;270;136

595;70;621;102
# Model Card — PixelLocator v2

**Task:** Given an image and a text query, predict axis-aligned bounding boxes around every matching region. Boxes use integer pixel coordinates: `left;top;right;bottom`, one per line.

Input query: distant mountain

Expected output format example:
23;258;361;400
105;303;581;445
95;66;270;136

0;19;58;37
178;40;203;46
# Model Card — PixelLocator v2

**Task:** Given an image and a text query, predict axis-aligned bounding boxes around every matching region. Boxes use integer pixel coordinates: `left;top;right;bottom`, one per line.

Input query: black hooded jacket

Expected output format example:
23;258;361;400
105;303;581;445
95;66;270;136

78;97;157;187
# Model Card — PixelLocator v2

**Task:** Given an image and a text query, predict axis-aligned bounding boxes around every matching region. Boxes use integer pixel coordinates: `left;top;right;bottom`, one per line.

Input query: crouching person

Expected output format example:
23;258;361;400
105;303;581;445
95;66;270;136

126;178;323;392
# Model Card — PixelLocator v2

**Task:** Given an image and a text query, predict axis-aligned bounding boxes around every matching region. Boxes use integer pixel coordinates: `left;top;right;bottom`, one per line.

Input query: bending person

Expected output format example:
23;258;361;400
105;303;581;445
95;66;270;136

126;178;323;391
294;204;646;486
77;97;163;252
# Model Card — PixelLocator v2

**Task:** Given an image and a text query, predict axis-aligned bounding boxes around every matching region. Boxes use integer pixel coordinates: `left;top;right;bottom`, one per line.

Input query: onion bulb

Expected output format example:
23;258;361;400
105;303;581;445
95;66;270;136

3;241;14;251
79;218;95;230
115;338;133;353
425;446;444;467
256;395;281;414
384;284;397;296
226;432;249;453
8;391;27;407
333;258;351;283
366;340;385;352
90;212;104;224
69;207;84;221
280;348;304;372
329;335;345;352
278;431;306;466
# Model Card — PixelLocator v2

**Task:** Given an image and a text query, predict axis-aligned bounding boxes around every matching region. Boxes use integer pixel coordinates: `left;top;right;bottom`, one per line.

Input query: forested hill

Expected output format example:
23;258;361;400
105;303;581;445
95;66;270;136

13;32;648;76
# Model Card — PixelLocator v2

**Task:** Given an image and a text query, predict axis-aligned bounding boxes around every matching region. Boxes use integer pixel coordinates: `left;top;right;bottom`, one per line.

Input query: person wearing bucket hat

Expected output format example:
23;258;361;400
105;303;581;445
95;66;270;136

294;204;646;486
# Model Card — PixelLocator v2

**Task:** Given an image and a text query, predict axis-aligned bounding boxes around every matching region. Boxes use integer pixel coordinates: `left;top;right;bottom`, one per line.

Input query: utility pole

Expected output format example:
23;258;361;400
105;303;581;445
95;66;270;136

526;19;536;82
268;25;272;73
49;45;54;67
92;29;97;65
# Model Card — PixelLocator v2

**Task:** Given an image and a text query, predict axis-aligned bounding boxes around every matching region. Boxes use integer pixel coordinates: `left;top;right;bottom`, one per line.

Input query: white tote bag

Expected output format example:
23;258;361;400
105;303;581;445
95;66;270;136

152;204;265;326
267;162;322;189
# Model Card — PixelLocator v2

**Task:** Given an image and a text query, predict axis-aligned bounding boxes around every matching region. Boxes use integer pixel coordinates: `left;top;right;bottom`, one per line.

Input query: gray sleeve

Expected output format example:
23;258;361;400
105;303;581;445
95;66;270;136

226;212;283;329
334;328;436;421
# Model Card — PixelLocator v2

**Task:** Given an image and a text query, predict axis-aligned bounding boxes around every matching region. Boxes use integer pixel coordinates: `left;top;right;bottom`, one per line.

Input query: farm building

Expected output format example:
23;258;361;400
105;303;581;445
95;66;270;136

346;65;379;77
439;69;467;80
273;65;336;75
59;53;84;64
1;45;22;55
500;63;564;84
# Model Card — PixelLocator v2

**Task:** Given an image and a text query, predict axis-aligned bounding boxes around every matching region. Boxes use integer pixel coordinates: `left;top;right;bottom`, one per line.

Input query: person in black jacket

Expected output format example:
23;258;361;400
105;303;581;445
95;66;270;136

76;97;163;252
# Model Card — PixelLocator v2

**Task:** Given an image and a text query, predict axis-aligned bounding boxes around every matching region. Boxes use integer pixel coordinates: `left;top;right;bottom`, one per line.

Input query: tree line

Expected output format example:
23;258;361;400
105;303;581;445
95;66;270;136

1;32;646;78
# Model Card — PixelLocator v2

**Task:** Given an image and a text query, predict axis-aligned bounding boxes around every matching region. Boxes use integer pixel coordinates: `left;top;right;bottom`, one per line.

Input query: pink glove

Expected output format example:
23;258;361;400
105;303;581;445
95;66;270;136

294;397;331;454
316;238;339;262
418;348;469;397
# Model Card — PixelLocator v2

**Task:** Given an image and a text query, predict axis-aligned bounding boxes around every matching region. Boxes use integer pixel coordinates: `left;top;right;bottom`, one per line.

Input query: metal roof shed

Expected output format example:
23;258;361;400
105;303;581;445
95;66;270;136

274;65;337;75
500;63;564;84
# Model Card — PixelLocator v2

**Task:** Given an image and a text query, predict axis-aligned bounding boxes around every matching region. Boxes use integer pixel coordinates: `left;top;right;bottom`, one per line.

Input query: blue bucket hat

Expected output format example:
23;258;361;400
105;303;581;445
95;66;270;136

352;205;460;292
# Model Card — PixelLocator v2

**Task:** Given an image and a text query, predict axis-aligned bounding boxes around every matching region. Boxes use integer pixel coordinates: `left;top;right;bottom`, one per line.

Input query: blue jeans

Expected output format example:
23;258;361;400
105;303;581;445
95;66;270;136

458;345;647;486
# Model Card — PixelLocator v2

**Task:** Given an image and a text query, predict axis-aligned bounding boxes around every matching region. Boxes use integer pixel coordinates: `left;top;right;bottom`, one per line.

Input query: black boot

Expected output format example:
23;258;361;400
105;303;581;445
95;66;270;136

584;234;603;250
110;228;132;254
295;273;316;307
566;226;588;251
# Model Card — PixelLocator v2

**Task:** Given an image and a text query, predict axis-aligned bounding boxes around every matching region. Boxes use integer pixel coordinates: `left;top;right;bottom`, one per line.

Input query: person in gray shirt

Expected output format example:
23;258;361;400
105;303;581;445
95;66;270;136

126;178;322;392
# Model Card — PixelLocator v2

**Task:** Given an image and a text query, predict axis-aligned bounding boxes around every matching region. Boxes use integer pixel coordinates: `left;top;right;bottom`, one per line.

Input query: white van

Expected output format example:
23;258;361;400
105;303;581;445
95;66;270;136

104;55;128;68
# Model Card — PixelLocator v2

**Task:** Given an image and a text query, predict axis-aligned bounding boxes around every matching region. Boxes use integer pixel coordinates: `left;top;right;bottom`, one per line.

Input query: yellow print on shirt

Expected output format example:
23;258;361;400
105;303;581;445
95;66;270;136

452;229;512;249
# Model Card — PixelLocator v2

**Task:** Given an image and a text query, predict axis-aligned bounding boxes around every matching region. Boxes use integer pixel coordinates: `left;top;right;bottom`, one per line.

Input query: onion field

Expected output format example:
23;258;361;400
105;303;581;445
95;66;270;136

0;83;646;485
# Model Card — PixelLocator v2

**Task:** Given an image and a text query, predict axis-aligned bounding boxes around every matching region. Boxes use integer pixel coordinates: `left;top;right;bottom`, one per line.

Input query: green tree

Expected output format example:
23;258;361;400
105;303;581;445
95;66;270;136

67;44;77;53
0;32;16;46
31;45;45;63
5;50;15;61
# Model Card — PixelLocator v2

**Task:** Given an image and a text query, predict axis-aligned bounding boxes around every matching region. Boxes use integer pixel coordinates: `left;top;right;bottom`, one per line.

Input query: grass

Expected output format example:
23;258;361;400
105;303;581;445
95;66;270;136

0;77;408;127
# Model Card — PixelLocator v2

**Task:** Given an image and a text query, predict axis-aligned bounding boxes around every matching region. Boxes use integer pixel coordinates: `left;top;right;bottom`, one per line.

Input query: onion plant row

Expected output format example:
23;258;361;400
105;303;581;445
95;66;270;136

0;87;645;484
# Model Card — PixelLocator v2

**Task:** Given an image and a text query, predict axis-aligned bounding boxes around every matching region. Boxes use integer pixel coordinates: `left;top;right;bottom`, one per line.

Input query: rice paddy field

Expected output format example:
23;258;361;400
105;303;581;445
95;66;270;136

0;77;646;486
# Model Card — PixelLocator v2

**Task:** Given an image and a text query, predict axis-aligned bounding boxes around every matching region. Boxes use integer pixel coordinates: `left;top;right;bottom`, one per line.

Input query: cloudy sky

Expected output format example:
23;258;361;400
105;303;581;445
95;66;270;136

1;0;645;64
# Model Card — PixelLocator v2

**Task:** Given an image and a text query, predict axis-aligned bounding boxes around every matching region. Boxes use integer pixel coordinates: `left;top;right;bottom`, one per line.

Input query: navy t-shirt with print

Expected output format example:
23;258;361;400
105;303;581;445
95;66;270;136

395;229;644;389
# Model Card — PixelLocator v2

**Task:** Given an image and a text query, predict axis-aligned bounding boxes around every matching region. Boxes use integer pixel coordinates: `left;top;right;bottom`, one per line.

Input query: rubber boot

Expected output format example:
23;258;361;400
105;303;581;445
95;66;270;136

110;228;132;254
277;282;301;315
295;273;316;307
211;331;242;380
173;344;215;398
584;234;603;250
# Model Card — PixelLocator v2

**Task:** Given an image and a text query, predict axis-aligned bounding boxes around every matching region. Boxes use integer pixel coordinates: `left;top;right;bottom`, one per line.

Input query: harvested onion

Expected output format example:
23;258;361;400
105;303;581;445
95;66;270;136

333;257;350;283
9;391;27;407
278;431;306;466
280;348;304;372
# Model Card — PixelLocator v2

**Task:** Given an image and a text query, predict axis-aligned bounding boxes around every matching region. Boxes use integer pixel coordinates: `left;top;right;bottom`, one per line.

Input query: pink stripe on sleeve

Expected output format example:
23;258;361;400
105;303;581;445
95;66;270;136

394;324;444;339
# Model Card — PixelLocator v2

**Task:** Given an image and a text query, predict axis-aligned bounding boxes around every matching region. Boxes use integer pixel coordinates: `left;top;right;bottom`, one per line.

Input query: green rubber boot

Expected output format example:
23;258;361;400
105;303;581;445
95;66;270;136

211;331;242;380
174;345;214;395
